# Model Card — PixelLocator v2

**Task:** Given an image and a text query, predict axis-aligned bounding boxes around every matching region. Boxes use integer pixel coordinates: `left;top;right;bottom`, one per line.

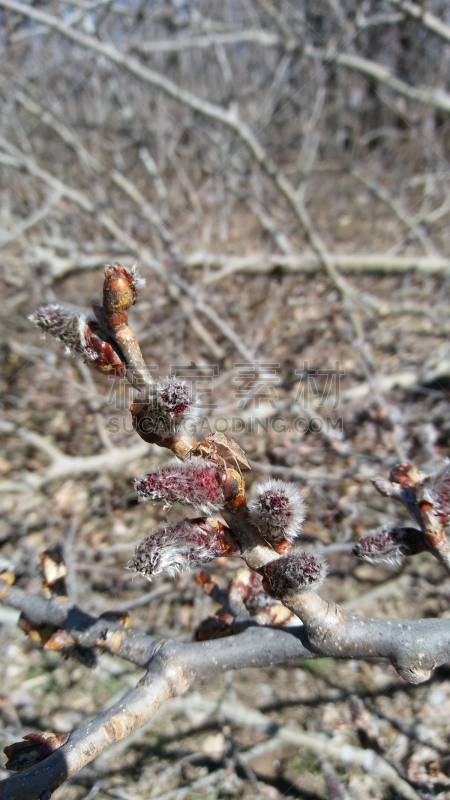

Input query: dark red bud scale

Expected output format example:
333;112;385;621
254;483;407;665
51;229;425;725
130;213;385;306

84;322;126;375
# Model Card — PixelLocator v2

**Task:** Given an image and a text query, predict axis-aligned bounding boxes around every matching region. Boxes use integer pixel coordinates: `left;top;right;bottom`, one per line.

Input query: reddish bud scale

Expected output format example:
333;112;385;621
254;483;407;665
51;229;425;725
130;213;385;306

417;500;447;549
191;517;240;556
262;551;327;599
84;322;126;375
29;305;126;376
389;462;420;488
228;568;271;615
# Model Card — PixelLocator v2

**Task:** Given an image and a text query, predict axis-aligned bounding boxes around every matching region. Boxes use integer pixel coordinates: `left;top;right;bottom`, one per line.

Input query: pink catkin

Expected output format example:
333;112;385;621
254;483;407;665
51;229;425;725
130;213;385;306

133;377;200;439
353;526;425;564
129;519;225;579
135;458;224;513
248;479;306;544
263;551;328;597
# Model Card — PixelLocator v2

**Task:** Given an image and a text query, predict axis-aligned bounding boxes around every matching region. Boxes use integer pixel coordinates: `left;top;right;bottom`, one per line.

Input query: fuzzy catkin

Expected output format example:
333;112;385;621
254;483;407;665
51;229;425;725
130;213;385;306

129;519;224;579
353;526;425;564
29;304;95;360
132;376;200;439
248;479;306;544
135;458;224;513
263;551;328;597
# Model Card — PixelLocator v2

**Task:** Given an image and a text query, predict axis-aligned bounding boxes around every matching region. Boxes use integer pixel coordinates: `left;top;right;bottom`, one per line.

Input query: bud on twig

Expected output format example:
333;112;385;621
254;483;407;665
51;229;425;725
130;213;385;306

135;458;225;513
262;551;327;599
4;732;68;772
29;304;95;359
129;517;240;579
102;263;145;326
29;305;127;375
228;567;297;626
132;377;200;440
353;526;426;564
102;263;151;387
40;548;69;600
248;479;306;550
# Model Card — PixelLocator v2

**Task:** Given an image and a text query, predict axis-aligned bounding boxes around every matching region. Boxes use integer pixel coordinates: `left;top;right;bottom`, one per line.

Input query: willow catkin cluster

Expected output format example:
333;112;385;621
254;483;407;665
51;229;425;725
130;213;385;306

135;458;224;513
248;479;306;545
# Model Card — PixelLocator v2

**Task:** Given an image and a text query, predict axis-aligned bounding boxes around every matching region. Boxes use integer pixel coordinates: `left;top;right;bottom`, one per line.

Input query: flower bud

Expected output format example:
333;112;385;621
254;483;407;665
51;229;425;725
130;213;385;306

29;304;95;359
132;376;200;440
103;263;145;322
248;479;306;546
262;551;328;599
353;526;425;564
135;457;224;513
4;732;68;772
129;517;239;579
29;305;126;375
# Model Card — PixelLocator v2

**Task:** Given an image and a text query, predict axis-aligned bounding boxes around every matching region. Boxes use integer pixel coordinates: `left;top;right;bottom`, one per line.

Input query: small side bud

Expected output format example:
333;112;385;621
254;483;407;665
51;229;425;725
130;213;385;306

84;321;126;375
353;526;426;564
4;732;68;772
389;462;420;488
129;517;239;579
132;376;200;440
135;457;224;513
262;551;328;599
39;549;68;600
248;479;306;547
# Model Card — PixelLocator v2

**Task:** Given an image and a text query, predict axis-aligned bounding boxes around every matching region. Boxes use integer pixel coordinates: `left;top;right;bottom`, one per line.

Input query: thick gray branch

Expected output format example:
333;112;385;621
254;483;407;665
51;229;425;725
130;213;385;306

283;589;450;684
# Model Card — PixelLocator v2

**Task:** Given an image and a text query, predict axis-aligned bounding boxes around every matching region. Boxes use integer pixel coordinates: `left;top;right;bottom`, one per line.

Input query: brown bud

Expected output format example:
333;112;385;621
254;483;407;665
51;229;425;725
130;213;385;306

4;732;68;772
44;630;76;650
195;570;218;595
217;465;246;509
195;615;234;641
103;263;144;326
99;610;131;628
39;549;68;600
389;463;420;488
0;569;15;599
18;616;54;645
197;432;250;470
